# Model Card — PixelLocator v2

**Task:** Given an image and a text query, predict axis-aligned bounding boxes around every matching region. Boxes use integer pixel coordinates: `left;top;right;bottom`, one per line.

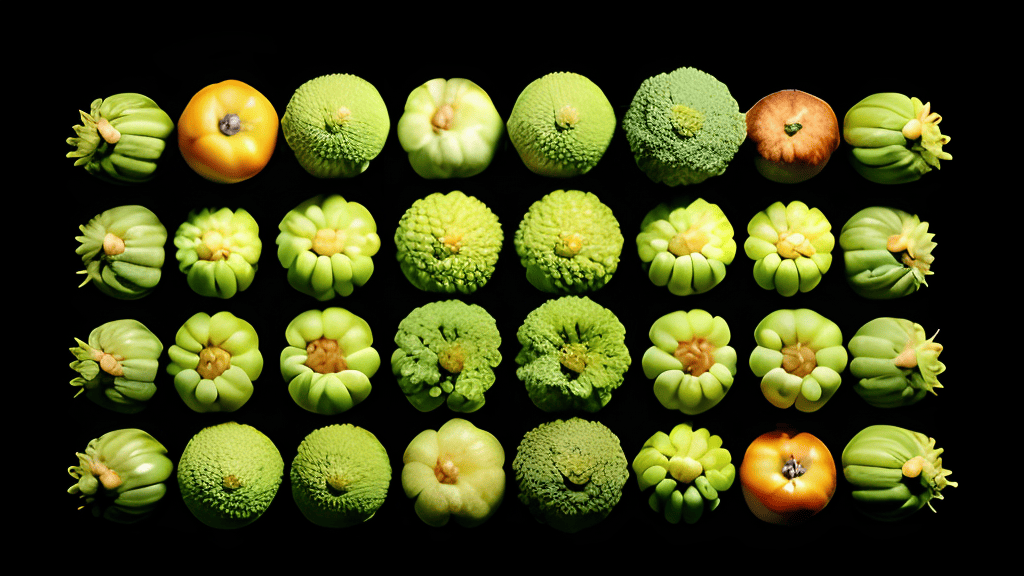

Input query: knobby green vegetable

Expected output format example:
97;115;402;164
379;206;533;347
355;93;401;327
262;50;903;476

402;418;505;527
277;195;381;300
749;309;847;412
281;307;380;415
848;318;945;408
843;93;951;184
178;422;284;529
512;418;628;533
67;93;175;184
76;205;167;299
622;67;746;185
392;300;501;413
68;428;173;523
174;207;261;299
514;190;623;294
744;201;834;296
633;423;736;524
842;425;956;521
281;73;390;178
397;78;504;179
643;310;737;415
291;424;391;528
506;72;616;177
516;296;631;412
167;311;263;412
636;199;736;295
395;191;503;294
840;206;935;299
69;319;163;413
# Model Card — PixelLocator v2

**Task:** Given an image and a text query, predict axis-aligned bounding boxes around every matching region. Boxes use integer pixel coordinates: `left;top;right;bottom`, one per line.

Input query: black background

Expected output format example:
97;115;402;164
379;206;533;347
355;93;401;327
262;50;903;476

45;43;973;561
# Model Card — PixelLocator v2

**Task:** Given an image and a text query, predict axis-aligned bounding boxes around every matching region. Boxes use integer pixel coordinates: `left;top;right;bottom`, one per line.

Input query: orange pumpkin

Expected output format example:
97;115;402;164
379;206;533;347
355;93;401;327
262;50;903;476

739;429;836;525
746;90;840;183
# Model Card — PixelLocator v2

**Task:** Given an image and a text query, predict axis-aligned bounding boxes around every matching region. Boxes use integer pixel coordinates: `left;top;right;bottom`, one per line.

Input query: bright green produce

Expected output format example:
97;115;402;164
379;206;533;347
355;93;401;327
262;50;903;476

842;425;957;521
67;93;175;184
632;423;735;524
290;424;391;528
395;191;502;294
177;422;284;529
402;418;505;527
516;296;630;412
643;310;737;415
167;311;263;413
281;73;390;178
749;309;847;412
277;194;381;300
840;206;936;299
174;207;261;299
397;78;503;179
67;428;173;523
281;307;380;415
843;93;951;184
636;199;736;295
392;300;501;413
76;205;167;299
506;72;616;177
622;67;746;186
848;318;945;408
514;190;623;294
69;319;163;413
512;418;628;533
744;201;834;296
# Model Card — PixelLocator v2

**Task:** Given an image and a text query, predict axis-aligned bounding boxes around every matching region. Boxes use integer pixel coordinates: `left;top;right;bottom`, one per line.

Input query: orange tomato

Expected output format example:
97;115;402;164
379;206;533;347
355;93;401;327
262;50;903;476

178;80;278;184
739;429;836;525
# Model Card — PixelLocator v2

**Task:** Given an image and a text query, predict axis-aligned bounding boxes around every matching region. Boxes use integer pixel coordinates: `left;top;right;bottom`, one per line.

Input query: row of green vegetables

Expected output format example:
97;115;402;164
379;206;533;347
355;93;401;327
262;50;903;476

78;192;935;303
73;292;943;419
67;69;951;188
70;417;954;531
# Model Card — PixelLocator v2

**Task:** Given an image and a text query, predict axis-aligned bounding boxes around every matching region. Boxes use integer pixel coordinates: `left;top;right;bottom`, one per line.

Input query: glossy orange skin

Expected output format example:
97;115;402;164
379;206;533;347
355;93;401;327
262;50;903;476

178;80;279;184
739;430;836;525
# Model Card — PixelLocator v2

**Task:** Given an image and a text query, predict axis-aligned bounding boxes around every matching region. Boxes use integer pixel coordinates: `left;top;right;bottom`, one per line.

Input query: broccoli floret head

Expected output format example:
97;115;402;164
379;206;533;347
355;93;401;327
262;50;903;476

395;191;503;294
515;296;630;412
391;300;502;412
622;67;746;186
514;190;623;294
512;417;628;532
